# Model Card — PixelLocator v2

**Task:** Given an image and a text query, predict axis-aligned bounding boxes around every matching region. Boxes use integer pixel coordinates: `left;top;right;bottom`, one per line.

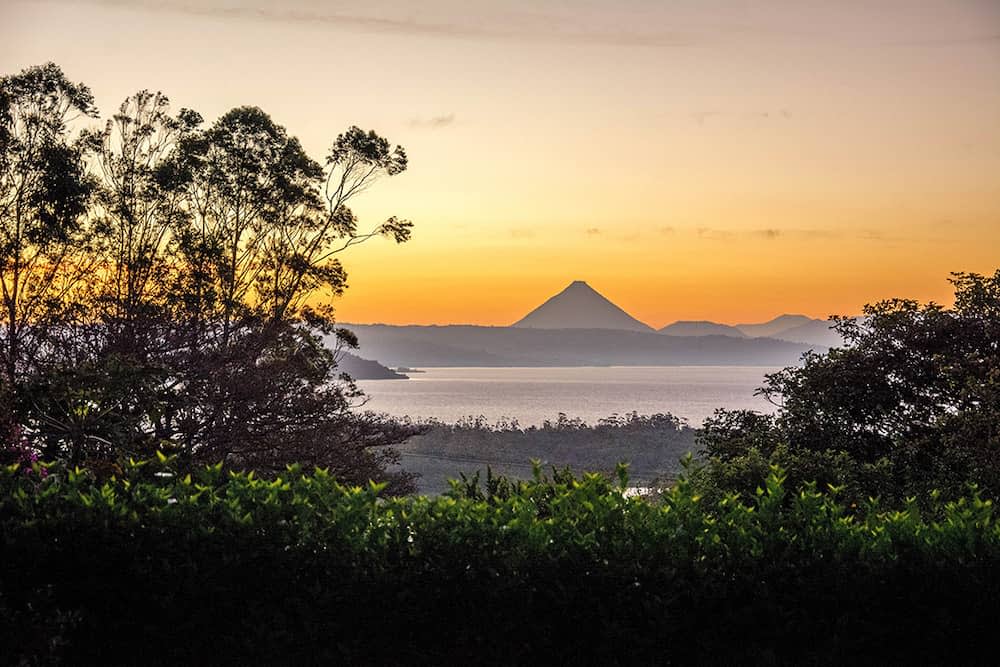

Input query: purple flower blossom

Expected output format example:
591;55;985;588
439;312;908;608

2;422;45;476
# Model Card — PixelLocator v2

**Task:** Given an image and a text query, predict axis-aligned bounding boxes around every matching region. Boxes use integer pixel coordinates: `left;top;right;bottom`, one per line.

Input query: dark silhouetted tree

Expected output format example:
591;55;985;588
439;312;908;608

3;64;421;490
0;63;100;454
694;270;1000;505
0;63;98;390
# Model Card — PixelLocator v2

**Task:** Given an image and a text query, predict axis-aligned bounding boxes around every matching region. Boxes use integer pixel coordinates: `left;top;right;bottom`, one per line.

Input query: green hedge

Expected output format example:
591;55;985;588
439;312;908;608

2;457;999;665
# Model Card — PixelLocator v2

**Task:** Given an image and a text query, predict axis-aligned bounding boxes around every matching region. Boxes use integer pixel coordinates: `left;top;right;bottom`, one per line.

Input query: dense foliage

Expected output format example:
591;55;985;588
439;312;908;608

3;457;998;665
0;63;417;489
397;412;694;492
694;270;1000;507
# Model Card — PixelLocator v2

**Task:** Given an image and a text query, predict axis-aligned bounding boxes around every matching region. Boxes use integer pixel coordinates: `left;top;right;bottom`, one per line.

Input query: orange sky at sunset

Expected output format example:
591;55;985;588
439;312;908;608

2;0;998;327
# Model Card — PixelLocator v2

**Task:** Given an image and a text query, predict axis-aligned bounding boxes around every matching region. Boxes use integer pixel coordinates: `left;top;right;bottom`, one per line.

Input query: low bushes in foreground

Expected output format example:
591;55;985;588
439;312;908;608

2;457;998;665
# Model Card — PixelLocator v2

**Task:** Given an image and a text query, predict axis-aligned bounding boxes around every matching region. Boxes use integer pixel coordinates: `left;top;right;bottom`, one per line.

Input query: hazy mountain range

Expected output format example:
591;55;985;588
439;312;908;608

339;280;847;372
660;314;845;348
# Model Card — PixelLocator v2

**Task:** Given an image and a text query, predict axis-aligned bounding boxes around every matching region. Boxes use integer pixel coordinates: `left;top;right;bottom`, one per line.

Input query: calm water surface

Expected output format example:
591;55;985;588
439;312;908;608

357;366;782;427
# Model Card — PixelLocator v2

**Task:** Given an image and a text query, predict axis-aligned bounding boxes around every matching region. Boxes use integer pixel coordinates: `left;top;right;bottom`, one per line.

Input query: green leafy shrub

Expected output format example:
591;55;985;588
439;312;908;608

2;457;999;665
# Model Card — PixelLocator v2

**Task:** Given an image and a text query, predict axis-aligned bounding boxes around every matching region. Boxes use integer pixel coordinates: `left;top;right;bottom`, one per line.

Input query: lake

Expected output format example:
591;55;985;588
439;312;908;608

356;366;783;427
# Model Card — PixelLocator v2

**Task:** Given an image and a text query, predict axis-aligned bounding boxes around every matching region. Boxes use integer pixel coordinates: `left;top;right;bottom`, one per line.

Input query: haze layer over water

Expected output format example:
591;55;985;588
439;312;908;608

356;366;781;427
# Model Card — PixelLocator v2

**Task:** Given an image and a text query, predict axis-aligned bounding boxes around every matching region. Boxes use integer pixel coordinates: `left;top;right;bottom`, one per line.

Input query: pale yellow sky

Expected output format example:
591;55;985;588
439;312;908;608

2;0;998;326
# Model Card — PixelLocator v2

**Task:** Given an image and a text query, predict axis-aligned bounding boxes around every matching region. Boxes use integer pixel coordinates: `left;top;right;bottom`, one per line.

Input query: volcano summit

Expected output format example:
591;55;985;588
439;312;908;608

512;281;653;332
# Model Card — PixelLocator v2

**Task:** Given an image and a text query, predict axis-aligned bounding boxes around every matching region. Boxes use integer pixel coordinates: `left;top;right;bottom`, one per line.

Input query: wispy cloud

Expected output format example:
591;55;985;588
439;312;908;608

858;230;884;241
695;227;842;242
509;227;535;239
54;0;696;47
37;0;1000;52
750;228;840;241
753;228;782;240
696;227;734;241
691;111;721;125
881;33;1000;47
746;110;792;120
798;229;840;240
691;109;792;125
408;114;456;129
46;0;499;38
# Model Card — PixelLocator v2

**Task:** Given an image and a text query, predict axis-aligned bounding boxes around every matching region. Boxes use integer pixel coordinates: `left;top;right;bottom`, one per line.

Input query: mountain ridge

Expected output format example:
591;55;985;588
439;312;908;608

659;320;747;338
734;314;816;338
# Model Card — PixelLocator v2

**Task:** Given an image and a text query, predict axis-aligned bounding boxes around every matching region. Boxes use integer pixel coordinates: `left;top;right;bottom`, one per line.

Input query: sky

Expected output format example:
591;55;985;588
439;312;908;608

2;0;999;327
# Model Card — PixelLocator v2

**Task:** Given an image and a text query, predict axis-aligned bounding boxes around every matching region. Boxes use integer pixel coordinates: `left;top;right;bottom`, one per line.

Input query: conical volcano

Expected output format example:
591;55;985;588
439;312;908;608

512;280;653;332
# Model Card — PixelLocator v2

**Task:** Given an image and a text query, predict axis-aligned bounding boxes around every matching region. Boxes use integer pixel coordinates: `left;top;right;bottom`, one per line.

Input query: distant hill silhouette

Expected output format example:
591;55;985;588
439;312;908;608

660;320;747;338
733;314;846;347
512;281;653;332
336;352;408;380
339;324;815;368
735;314;816;338
768;319;846;348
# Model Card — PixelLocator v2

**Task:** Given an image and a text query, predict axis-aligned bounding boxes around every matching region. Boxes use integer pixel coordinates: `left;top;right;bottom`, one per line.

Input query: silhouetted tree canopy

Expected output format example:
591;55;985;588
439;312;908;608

0;63;98;391
0;63;419;492
695;270;1000;506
